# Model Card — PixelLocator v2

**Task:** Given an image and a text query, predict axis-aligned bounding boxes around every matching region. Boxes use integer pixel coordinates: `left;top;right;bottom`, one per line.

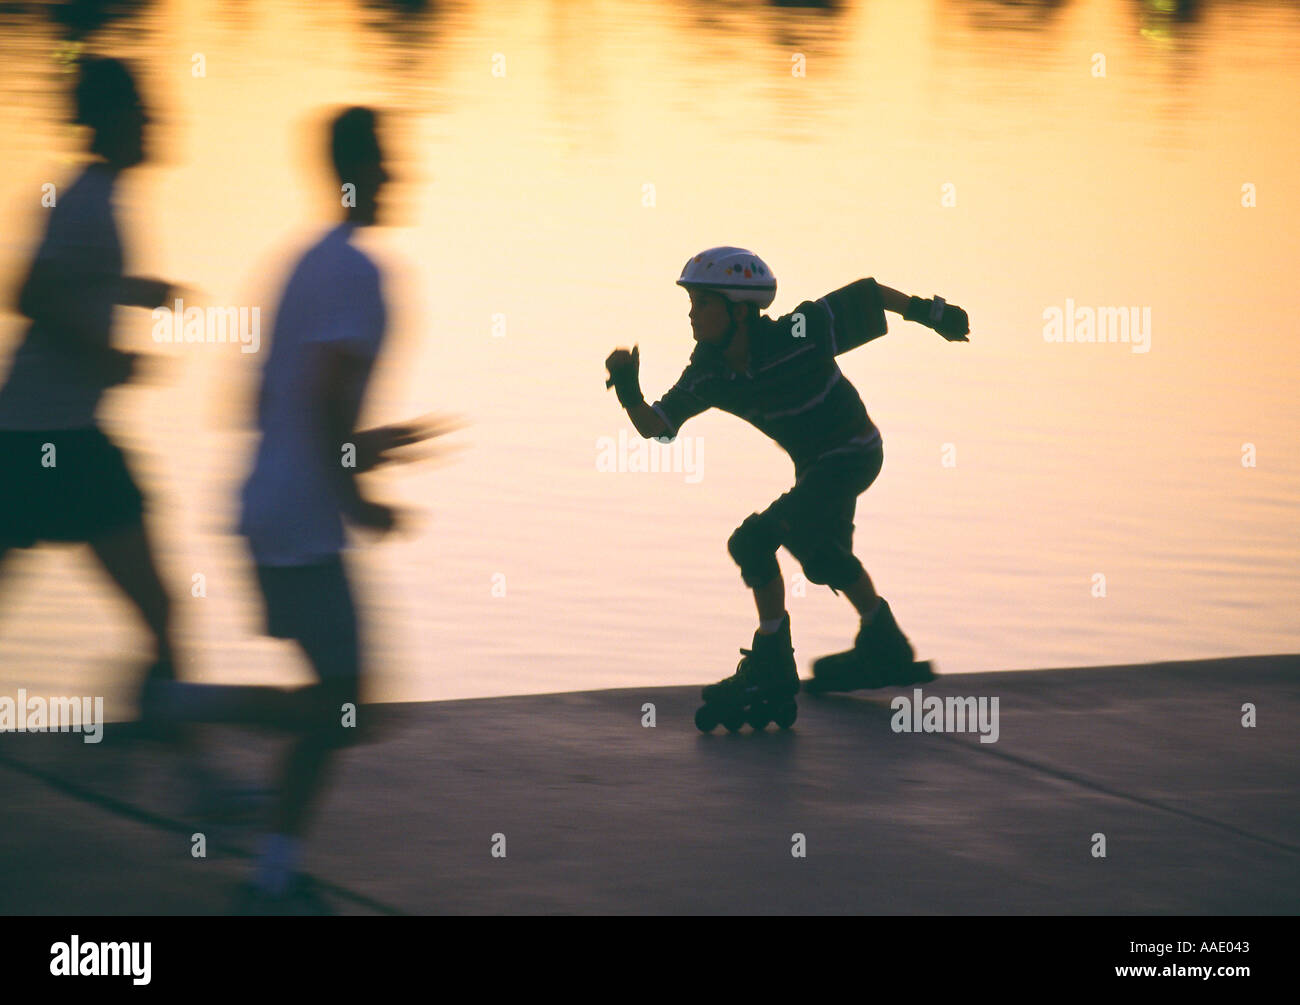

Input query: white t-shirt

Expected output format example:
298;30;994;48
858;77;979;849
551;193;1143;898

0;163;123;430
238;223;387;566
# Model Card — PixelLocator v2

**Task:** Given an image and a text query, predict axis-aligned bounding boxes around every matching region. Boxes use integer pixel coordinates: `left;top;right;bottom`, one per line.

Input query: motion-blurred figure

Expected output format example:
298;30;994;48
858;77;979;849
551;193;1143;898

0;57;185;703
163;107;452;912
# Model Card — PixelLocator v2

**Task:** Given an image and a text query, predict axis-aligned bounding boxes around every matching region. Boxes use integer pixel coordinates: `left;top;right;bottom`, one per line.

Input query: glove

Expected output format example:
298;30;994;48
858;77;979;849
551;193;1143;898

604;345;645;409
905;295;969;342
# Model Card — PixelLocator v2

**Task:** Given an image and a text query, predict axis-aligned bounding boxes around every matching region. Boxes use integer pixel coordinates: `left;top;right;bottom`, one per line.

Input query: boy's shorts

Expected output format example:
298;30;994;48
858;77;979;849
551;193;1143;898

0;427;145;549
763;443;884;573
253;555;360;685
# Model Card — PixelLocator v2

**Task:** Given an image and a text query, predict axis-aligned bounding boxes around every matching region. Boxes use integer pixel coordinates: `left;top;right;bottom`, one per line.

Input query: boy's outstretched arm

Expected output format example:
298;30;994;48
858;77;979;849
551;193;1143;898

876;283;913;316
822;279;969;355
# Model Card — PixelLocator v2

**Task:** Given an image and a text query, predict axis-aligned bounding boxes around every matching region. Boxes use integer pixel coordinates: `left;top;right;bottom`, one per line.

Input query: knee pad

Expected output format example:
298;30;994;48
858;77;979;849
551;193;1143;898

727;512;783;589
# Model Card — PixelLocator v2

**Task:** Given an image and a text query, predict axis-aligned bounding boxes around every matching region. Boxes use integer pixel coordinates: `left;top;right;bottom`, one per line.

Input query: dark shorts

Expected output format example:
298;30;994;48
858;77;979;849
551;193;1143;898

253;555;361;685
765;443;883;561
0;427;145;550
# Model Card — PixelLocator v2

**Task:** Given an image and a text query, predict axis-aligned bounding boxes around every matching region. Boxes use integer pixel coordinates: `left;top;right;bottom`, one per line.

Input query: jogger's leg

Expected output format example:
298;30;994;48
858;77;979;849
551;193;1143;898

159;680;309;727
257;560;360;894
273;685;345;837
255;678;351;896
87;521;175;668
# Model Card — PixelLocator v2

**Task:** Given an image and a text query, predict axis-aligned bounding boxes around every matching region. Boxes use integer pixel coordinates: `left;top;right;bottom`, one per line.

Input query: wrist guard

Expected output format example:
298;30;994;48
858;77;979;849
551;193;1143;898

905;295;969;341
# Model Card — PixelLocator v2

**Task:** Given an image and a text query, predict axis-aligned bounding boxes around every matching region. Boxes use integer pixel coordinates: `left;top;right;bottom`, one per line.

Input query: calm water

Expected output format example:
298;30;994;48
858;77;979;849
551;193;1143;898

1;0;1297;713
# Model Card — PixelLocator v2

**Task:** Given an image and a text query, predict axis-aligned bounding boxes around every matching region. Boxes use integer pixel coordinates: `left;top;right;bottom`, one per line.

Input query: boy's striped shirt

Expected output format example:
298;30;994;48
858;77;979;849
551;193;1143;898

652;278;888;475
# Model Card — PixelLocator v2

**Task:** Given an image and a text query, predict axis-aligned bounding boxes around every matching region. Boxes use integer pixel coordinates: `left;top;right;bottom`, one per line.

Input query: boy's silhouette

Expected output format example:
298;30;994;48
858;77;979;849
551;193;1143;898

606;247;969;729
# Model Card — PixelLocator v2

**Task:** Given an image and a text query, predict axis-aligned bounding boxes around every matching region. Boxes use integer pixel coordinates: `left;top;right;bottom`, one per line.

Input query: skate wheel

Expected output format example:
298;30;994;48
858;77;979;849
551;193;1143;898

746;706;772;730
722;710;746;733
695;705;719;733
772;701;798;730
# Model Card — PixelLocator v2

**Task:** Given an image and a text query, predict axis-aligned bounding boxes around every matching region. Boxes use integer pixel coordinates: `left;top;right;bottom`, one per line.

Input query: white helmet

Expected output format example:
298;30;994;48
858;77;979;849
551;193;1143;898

677;247;776;309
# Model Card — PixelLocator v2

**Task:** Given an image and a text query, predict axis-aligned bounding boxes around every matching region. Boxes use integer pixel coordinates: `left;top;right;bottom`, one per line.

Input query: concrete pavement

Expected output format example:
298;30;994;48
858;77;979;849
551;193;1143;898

1;653;1296;914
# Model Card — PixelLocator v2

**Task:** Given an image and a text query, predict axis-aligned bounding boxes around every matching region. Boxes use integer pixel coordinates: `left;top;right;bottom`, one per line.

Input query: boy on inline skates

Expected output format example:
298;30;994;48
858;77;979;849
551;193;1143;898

604;247;969;731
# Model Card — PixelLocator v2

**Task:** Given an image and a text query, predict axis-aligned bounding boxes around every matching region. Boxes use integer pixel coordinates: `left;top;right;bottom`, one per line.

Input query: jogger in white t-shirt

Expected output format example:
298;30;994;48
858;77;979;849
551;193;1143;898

159;107;453;912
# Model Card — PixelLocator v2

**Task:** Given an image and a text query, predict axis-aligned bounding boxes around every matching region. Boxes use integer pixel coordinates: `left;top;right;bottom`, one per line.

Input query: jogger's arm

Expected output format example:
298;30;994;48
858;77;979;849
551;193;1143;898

318;343;394;531
16;264;147;383
16;260;129;360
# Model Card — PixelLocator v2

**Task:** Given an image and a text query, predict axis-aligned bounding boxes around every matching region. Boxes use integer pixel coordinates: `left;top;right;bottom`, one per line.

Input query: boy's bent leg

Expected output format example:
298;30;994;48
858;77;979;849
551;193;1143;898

842;571;881;618
771;492;863;595
776;448;881;596
728;511;790;629
753;573;785;626
728;512;782;591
